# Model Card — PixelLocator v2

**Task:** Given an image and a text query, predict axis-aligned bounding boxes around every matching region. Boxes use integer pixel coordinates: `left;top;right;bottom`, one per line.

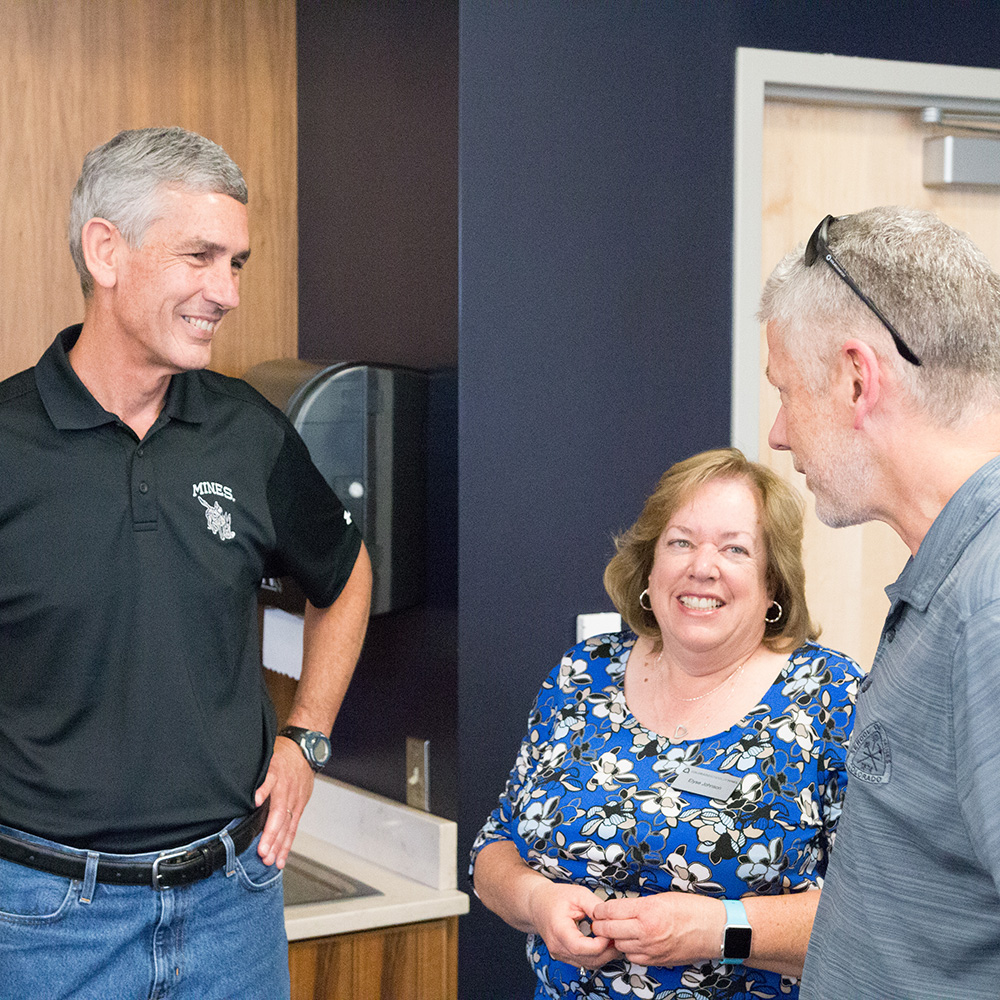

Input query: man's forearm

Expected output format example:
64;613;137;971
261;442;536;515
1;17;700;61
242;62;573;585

287;542;372;733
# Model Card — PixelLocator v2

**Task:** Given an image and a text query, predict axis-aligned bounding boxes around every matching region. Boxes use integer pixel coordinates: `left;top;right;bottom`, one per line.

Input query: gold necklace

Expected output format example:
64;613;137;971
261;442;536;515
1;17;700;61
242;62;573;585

648;647;757;742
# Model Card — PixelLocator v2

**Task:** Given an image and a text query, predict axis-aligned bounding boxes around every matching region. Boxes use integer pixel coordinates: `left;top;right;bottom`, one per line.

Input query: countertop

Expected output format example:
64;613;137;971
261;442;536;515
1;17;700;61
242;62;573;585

283;775;469;941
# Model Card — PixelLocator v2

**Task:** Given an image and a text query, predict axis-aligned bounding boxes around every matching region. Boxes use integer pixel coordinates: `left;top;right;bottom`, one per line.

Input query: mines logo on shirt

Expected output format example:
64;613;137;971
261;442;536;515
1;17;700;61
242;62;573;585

846;721;892;784
192;481;236;541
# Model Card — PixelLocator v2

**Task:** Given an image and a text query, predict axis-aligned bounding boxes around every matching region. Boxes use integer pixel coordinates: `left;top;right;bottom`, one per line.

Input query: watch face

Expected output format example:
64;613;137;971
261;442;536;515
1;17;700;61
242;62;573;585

307;734;331;766
724;925;752;960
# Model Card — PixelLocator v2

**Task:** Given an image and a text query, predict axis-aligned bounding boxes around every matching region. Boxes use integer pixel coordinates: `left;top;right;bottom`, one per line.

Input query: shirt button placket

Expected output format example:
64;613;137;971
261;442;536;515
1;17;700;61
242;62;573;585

131;444;157;529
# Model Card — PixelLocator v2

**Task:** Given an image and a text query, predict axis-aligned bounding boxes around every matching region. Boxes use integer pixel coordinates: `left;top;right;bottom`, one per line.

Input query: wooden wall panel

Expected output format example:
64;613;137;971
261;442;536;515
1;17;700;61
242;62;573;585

0;0;296;381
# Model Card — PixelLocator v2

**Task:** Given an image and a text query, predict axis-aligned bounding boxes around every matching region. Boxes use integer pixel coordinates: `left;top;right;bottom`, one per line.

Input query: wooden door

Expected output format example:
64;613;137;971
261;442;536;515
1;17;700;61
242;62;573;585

760;100;1000;668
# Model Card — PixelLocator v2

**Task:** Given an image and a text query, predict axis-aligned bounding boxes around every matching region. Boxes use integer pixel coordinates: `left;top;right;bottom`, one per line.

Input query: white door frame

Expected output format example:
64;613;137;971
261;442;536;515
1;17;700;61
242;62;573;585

731;47;1000;457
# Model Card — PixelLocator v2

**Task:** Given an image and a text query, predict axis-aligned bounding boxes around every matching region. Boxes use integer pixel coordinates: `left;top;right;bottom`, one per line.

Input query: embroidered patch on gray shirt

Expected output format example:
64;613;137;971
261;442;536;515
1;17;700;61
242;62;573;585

846;721;891;784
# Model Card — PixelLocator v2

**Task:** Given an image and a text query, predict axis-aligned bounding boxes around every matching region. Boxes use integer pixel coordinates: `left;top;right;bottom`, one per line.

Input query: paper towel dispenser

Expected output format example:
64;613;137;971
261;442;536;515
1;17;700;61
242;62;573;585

243;359;427;616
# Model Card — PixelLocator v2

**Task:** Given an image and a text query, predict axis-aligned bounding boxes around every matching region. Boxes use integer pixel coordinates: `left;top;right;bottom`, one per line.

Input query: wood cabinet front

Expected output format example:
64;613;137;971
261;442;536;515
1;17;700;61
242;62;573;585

289;916;458;1000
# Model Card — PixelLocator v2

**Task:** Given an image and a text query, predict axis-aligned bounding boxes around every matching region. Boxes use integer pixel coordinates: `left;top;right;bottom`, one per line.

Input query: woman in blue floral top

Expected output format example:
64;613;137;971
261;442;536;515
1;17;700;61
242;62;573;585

471;449;863;999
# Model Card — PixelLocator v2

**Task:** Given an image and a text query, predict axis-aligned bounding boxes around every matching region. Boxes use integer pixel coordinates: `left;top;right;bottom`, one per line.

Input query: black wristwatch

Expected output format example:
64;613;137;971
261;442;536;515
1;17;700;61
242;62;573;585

721;899;752;965
279;726;332;771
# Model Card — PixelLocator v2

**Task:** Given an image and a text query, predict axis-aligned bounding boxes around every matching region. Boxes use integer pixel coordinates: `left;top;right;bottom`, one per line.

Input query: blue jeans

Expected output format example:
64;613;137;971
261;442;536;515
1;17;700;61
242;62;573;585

0;820;290;1000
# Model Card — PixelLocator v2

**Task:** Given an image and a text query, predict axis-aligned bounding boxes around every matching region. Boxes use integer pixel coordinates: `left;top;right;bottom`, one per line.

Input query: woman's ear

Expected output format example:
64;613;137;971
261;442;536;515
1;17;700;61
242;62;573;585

80;217;122;291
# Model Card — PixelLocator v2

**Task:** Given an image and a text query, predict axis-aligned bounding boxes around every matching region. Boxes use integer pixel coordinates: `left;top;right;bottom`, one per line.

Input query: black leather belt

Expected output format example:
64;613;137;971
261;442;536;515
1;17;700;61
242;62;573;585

0;801;269;890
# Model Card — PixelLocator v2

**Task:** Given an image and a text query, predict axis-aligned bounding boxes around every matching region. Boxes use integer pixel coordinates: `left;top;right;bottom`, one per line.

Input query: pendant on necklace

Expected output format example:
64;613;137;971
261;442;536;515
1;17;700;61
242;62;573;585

672;723;688;742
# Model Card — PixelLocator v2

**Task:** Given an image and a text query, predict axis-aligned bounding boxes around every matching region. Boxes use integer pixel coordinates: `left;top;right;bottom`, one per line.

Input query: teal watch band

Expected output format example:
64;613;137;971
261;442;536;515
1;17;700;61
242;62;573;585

721;899;752;965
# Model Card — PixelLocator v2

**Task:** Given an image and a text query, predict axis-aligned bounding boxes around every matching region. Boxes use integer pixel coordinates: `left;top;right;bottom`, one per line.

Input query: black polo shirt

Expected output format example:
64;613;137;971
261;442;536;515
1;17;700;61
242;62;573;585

0;327;362;852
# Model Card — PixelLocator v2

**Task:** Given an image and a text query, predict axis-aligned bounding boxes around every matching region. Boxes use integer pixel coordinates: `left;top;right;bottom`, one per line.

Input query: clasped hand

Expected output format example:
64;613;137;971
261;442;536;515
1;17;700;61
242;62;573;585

525;880;622;969
531;883;721;969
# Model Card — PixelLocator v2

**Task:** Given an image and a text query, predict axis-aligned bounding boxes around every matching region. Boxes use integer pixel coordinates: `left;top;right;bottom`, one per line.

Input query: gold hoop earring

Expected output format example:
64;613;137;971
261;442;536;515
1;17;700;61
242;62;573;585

764;601;783;624
639;588;652;611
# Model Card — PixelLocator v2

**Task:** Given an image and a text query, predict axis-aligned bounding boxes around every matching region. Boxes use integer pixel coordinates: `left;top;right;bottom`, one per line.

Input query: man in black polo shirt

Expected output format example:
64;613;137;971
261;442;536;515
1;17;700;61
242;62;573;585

0;128;372;999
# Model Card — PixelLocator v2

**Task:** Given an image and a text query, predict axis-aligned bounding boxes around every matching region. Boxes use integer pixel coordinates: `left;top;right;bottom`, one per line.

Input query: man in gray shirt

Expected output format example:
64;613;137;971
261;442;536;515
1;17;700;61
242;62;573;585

760;207;1000;999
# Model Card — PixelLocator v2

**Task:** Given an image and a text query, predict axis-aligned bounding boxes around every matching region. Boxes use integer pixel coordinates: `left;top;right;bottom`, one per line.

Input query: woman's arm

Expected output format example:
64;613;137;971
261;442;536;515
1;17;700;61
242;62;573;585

473;840;623;969
591;887;820;978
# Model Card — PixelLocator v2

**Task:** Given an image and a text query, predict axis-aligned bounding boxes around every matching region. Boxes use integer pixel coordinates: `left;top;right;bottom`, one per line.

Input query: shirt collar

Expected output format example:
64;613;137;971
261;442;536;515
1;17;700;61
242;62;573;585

887;455;1000;613
35;324;207;430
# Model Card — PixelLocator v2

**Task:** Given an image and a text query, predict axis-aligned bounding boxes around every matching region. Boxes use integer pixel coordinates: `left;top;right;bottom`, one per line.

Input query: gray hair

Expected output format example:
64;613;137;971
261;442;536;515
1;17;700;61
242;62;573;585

759;206;1000;427
69;127;248;297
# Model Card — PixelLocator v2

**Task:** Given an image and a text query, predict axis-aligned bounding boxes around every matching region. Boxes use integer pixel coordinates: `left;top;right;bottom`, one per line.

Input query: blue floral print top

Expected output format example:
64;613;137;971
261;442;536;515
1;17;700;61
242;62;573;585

471;631;863;999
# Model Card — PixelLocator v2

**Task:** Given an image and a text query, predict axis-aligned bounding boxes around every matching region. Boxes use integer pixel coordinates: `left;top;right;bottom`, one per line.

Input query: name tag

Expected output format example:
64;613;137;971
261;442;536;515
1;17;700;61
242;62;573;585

671;765;741;800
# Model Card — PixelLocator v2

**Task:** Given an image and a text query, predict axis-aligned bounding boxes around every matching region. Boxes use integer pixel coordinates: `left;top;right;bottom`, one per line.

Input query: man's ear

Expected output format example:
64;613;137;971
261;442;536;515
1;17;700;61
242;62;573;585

80;218;123;291
841;339;882;430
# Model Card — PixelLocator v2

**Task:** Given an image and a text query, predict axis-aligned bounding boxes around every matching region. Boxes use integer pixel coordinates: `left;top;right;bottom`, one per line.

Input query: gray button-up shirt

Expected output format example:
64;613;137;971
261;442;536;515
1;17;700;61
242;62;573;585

802;455;1000;1000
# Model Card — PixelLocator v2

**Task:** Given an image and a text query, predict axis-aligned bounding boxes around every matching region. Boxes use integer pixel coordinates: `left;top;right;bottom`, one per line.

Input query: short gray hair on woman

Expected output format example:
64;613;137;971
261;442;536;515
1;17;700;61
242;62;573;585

69;127;248;297
758;206;1000;427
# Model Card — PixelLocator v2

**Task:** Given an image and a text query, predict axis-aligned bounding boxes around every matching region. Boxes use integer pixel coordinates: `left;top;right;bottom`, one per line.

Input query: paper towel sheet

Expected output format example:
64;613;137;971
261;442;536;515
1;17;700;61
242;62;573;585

262;607;304;680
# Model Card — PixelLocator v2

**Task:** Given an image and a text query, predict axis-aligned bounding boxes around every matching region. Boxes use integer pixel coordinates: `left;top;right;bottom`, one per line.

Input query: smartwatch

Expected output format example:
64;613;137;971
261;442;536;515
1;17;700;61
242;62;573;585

721;899;753;965
279;726;332;771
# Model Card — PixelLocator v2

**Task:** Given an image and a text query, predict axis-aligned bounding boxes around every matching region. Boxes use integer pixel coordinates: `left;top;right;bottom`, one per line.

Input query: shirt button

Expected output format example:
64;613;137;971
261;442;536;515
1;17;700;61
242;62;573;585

139;482;149;494
137;447;144;457
885;627;896;642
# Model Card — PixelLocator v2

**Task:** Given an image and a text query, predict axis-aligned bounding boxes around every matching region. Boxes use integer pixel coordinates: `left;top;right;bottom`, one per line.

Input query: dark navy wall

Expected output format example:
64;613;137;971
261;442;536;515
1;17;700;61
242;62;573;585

296;0;460;819
295;1;1000;996
458;7;735;996
457;4;1000;998
735;0;1000;68
297;0;458;370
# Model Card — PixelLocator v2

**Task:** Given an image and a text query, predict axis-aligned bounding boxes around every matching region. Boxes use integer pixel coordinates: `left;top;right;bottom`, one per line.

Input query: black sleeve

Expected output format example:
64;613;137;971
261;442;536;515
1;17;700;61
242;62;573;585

264;425;363;607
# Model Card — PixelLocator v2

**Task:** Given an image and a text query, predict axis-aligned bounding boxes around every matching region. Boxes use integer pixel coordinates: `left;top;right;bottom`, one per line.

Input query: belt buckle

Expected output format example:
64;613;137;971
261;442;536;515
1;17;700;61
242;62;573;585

151;846;197;890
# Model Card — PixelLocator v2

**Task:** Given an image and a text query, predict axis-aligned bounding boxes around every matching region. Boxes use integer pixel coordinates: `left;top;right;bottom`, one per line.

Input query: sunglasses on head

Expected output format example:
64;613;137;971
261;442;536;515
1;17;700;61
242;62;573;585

804;214;922;367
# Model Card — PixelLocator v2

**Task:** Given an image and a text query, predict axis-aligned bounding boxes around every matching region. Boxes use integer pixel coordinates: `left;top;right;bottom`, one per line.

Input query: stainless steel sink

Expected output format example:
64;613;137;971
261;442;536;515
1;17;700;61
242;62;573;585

282;852;382;907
